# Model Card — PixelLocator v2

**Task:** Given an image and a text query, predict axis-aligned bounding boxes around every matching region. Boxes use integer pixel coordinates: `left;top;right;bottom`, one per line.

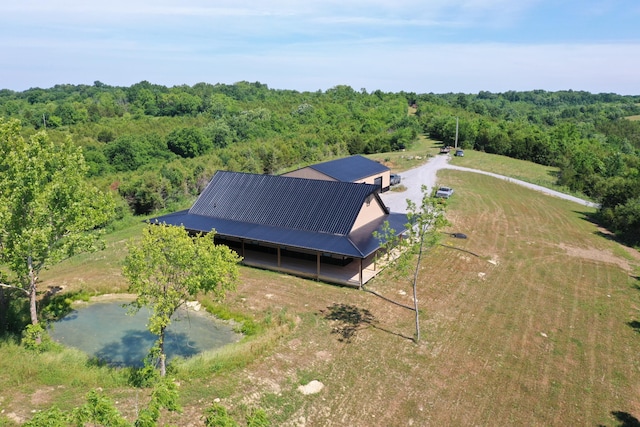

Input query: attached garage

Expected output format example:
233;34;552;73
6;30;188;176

283;155;392;192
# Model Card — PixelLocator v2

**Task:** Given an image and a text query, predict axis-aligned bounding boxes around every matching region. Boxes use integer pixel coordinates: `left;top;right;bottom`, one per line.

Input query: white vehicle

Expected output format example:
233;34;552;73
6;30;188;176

435;186;454;198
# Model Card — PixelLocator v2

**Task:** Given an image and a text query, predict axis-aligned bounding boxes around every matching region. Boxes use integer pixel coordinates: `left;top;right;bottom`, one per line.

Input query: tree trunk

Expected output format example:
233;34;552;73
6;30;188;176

412;229;426;343
159;328;166;377
28;256;39;326
28;256;41;344
412;271;420;343
412;279;420;342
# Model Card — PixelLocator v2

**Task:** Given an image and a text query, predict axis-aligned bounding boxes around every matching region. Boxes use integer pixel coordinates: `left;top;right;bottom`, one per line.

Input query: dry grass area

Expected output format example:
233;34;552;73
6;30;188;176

174;171;640;426
368;134;443;173
6;169;640;426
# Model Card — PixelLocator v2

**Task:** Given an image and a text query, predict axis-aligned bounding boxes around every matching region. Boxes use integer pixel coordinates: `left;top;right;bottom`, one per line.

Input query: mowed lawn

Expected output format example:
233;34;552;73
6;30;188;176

393;170;640;426
195;170;640;426
5;167;640;426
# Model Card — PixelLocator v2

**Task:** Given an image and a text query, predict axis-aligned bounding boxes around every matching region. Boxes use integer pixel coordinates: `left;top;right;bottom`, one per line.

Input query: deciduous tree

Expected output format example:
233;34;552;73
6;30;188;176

0;119;115;330
123;223;241;376
375;186;448;342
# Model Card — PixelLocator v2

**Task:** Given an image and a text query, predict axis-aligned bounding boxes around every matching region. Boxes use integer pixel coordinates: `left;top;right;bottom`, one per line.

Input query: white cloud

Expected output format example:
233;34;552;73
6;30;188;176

3;0;540;27
243;42;640;94
1;0;638;94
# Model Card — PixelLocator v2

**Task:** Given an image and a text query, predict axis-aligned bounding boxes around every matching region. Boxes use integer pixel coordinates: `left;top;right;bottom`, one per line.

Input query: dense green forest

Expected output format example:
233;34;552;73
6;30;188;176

1;81;640;242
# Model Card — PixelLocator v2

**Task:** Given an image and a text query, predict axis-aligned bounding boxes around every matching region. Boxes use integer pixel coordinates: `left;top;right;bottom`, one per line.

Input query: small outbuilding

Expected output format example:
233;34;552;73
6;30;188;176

283;155;391;192
151;171;408;287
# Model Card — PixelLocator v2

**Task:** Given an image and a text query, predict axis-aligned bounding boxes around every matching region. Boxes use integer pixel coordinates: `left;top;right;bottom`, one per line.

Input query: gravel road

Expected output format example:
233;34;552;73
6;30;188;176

379;154;598;213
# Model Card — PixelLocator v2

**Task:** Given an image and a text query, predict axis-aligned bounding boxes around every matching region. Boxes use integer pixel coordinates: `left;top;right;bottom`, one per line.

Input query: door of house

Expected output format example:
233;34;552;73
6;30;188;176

374;176;382;191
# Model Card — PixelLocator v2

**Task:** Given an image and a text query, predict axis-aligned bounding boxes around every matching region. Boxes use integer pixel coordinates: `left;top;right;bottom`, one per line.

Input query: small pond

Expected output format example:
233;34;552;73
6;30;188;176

48;299;241;367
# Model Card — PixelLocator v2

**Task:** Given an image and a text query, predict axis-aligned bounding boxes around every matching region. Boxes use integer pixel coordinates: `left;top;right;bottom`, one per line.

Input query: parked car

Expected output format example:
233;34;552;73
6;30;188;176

390;173;401;186
455;149;464;157
435;186;454;198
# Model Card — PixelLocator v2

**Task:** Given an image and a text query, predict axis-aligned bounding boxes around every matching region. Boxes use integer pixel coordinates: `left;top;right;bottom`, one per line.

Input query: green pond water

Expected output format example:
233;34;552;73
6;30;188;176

48;300;240;367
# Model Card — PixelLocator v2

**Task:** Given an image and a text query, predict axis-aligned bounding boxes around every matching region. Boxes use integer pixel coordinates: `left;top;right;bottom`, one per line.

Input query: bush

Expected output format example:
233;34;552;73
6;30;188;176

0;288;30;336
204;403;239;427
118;172;171;215
167;127;210;158
21;323;60;353
23;406;69;427
247;408;271;427
104;136;149;171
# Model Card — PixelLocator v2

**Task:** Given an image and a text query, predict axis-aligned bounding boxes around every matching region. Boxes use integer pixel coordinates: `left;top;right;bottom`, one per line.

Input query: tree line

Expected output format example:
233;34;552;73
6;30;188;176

412;90;640;242
1;82;639;241
2;82;640;424
1;82;419;215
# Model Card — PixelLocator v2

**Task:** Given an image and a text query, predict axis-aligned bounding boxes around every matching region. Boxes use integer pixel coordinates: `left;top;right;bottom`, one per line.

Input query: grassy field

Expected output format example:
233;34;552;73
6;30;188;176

2;155;640;426
368;134;442;172
369;137;584;199
448;149;560;188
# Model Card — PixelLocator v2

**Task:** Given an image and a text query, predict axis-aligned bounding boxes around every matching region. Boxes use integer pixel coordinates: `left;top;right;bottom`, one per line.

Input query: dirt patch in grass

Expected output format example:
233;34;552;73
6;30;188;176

557;243;635;272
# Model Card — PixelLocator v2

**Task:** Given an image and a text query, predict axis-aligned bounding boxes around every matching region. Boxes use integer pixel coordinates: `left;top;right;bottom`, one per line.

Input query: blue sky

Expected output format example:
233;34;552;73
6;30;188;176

1;0;639;94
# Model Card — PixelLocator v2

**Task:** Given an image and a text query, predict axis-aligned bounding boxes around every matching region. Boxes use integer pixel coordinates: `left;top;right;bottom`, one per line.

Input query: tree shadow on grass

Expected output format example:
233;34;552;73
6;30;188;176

321;303;412;343
627;320;640;334
599;411;640;427
321;304;374;343
588;219;640;250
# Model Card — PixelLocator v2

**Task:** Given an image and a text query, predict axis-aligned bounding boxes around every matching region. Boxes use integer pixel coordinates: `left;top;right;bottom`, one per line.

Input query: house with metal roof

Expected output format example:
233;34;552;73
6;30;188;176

283;155;392;192
152;171;408;287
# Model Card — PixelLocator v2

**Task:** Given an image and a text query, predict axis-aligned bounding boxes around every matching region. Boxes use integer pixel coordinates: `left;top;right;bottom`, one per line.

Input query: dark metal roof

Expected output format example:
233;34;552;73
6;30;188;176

189;171;379;235
348;213;409;257
152;210;407;259
307;155;390;182
152;171;408;259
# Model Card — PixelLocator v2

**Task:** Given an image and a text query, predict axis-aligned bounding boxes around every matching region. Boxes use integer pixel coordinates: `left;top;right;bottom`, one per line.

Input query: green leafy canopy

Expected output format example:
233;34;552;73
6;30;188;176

0;119;115;280
123;223;241;374
0;118;115;326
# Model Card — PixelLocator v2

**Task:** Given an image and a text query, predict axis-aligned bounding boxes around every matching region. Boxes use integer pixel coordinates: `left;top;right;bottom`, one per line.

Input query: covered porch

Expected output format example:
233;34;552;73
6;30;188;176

216;237;384;287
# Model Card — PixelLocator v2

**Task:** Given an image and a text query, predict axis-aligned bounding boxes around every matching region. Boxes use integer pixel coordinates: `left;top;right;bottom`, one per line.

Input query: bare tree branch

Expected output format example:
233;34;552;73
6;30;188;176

0;282;29;296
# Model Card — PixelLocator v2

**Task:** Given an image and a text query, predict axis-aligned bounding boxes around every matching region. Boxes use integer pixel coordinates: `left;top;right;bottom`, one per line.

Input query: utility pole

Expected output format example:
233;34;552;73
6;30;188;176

454;117;459;149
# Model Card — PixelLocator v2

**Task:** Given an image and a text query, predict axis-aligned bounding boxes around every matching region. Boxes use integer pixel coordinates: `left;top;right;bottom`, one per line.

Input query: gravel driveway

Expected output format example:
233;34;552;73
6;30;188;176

379;154;598;213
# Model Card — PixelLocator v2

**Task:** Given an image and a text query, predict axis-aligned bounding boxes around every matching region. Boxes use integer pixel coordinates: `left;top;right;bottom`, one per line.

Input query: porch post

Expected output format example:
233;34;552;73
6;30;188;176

316;252;321;281
241;239;245;258
277;246;281;267
359;258;363;288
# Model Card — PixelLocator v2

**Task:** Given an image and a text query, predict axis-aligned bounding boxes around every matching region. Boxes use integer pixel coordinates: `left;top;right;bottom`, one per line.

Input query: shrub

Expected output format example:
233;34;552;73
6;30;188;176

167;127;210;158
204;403;239;427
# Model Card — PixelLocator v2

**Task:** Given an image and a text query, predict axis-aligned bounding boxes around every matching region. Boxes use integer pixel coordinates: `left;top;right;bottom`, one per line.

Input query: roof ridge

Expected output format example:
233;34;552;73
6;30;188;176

189;171;380;236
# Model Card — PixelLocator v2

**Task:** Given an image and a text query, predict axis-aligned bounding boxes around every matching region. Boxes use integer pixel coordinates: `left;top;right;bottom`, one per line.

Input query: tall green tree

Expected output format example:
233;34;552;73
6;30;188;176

123;223;241;376
0;119;115;329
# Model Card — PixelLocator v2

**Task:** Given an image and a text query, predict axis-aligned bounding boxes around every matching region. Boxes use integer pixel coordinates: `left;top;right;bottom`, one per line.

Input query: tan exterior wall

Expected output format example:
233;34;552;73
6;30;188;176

352;195;386;231
354;171;391;189
282;168;337;181
284;168;390;189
